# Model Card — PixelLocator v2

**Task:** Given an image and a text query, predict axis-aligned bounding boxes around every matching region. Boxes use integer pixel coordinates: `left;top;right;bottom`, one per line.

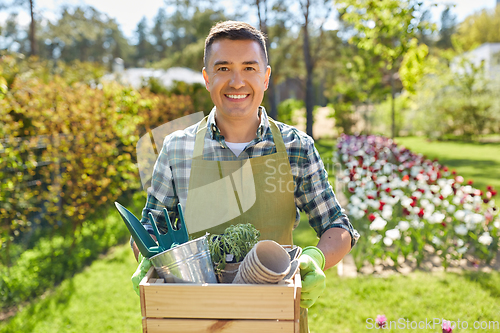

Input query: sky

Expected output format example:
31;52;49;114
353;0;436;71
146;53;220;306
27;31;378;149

1;0;498;41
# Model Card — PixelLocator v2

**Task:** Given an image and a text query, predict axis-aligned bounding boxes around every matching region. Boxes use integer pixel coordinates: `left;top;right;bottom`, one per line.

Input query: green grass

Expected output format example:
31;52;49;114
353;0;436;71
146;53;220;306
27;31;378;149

0;243;142;333
395;137;500;193
2;137;500;332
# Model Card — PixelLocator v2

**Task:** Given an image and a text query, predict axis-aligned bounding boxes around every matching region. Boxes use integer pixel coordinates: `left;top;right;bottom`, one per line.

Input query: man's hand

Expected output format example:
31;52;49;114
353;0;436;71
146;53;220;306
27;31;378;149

131;253;152;296
298;246;326;308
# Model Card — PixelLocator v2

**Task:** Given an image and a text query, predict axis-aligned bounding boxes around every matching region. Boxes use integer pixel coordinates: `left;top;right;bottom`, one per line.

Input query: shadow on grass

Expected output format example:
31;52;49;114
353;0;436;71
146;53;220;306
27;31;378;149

1;279;75;332
459;271;500;299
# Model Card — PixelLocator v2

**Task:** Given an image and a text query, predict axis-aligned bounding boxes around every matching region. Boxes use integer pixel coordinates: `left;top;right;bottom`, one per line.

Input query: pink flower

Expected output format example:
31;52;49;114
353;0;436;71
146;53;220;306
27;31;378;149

455;175;464;183
442;320;453;333
376;315;387;328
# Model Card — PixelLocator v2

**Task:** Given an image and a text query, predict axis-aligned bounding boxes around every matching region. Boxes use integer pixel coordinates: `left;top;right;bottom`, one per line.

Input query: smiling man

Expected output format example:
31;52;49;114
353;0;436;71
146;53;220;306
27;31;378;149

131;21;359;333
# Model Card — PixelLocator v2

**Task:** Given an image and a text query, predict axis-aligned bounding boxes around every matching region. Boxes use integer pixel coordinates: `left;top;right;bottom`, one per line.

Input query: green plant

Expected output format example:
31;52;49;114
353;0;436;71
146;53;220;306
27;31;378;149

207;224;260;271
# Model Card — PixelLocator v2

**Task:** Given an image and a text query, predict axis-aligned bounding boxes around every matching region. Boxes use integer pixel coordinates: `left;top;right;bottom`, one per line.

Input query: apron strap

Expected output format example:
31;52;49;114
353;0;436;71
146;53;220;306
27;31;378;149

193;116;209;158
192;114;286;157
268;118;286;154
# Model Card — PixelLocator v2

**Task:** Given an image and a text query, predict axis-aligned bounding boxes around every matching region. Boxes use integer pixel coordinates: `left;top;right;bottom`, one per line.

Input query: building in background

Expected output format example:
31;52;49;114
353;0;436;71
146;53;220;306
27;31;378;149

103;58;205;89
452;43;500;79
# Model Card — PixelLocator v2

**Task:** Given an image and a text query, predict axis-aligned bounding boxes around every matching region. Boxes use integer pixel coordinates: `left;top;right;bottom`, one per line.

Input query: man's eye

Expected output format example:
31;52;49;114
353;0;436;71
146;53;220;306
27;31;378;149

245;67;256;71
218;67;229;71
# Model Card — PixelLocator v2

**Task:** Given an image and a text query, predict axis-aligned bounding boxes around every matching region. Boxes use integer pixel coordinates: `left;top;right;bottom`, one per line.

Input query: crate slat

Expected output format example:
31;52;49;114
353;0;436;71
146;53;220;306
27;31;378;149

144;318;294;333
143;282;295;320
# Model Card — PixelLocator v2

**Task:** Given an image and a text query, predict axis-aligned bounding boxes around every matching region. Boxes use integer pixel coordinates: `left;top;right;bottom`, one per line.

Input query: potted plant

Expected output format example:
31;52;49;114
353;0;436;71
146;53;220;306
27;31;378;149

207;223;260;283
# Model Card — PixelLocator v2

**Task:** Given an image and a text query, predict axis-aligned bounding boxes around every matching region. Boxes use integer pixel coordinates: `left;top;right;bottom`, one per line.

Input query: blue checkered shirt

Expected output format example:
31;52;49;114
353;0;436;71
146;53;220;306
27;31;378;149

140;107;359;248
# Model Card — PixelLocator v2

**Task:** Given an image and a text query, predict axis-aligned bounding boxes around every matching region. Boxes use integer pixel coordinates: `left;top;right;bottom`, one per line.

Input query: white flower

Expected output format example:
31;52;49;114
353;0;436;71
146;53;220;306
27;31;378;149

463;203;473;211
392;189;404;198
478;232;493;246
370;234;383;244
428;212;446;224
494;219;500;229
383;237;393;246
386;228;401;240
454;210;466;221
432;236;442;246
457;247;468;254
411;219;424;229
370;217;387;231
350;195;361;206
398;221;410;232
412;191;422;199
401;196;413;208
456;239;464;247
471;214;485;224
441;185;453;198
447;205;456;214
382;207;393;220
432;197;442;206
442;200;450;208
430;185;441;193
452;196;461;205
454;224;468;236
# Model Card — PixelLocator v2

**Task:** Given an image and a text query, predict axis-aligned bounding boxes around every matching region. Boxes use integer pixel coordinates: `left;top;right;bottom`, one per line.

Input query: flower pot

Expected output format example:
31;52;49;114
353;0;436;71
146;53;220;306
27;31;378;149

216;262;241;283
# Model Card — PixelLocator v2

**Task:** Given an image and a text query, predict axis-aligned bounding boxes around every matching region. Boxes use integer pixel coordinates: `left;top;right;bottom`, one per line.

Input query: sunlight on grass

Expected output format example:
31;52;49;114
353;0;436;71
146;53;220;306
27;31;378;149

0;244;142;333
395;137;500;193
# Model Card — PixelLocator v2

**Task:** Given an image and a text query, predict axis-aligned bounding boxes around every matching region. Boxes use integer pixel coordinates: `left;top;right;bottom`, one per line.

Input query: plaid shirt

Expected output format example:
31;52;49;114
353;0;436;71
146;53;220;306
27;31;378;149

140;107;359;247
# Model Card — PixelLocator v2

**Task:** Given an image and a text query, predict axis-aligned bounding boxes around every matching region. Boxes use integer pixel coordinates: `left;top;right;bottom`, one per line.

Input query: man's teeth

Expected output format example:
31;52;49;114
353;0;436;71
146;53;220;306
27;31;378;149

226;94;248;99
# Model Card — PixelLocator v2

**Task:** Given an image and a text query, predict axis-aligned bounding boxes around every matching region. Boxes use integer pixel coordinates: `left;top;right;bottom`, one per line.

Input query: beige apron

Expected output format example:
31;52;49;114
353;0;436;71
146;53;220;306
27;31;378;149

184;116;309;332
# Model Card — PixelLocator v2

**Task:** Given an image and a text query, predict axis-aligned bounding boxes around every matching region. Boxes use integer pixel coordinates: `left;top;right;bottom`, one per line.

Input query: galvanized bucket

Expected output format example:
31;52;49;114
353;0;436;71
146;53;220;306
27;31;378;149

149;235;217;284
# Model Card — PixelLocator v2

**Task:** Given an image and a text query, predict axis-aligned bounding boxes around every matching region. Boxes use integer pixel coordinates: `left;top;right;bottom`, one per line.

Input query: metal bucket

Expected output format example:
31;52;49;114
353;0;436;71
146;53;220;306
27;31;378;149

149;235;217;284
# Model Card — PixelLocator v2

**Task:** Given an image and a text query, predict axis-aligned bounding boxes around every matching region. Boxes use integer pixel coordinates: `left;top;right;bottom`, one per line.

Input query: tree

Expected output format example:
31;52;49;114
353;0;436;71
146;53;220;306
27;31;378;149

152;7;169;61
134;17;154;66
40;6;132;65
436;6;456;49
337;0;427;138
291;0;334;138
454;6;500;51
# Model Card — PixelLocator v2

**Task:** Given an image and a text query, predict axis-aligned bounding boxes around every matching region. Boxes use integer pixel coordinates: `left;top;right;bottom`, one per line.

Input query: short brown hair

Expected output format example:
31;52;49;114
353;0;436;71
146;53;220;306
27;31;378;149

204;21;268;68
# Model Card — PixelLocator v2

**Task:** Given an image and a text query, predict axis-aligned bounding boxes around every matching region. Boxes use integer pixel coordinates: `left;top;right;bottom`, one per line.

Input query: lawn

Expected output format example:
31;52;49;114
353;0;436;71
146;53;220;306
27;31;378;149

395;136;500;193
2;137;500;333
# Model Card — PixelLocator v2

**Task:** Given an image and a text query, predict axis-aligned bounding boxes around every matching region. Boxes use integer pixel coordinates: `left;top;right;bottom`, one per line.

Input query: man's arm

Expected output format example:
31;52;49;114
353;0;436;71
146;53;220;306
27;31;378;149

316;227;351;270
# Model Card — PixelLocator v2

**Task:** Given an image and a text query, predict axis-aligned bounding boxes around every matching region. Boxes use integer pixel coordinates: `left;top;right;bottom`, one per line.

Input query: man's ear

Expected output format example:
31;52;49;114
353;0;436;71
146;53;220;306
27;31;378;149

202;67;210;91
264;65;271;91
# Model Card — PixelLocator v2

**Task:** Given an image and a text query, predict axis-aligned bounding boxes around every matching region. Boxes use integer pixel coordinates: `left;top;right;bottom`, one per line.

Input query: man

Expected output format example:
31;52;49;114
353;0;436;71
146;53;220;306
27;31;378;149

131;20;359;332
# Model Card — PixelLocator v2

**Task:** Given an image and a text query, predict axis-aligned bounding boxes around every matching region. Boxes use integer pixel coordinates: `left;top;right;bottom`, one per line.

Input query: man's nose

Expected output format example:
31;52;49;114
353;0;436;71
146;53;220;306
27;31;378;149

229;71;245;89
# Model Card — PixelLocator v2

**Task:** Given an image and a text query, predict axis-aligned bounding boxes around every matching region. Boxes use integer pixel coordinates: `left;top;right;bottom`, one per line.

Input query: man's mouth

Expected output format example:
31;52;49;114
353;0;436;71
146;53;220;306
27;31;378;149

225;94;250;100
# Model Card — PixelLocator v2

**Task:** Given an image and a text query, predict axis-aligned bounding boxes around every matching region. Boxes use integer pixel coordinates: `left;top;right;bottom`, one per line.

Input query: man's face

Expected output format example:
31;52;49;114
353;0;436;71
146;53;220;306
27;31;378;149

202;39;271;121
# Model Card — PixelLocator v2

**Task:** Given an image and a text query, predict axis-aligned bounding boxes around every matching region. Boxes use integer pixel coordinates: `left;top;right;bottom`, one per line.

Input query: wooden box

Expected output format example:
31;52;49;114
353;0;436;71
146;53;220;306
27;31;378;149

139;266;301;333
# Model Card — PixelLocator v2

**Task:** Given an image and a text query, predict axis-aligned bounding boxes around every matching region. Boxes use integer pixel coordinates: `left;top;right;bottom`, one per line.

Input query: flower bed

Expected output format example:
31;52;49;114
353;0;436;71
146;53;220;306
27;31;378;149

335;134;499;271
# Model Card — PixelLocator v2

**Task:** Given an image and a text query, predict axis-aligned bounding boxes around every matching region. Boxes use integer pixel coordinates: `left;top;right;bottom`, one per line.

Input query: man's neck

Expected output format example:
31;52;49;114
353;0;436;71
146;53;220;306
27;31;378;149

214;109;261;143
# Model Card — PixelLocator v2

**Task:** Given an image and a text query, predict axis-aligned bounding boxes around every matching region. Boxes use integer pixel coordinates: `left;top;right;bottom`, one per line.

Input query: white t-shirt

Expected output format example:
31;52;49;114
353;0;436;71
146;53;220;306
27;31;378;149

225;141;251;157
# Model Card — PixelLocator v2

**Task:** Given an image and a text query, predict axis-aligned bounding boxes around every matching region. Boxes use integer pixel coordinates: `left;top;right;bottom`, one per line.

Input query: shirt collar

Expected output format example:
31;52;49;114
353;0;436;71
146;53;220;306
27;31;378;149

206;106;270;141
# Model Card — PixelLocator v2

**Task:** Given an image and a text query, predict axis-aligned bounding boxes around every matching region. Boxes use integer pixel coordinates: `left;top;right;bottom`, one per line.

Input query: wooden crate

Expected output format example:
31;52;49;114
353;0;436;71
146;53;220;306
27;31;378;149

139;266;301;333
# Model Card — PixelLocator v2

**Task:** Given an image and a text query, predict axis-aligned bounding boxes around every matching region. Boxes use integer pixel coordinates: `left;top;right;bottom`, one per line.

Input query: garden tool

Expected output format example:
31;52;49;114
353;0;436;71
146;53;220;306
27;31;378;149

115;202;189;258
116;201;217;284
148;204;189;251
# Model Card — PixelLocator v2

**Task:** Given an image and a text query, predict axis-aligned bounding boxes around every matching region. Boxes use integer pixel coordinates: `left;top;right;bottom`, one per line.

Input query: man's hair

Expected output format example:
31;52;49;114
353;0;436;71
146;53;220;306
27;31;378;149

204;21;268;68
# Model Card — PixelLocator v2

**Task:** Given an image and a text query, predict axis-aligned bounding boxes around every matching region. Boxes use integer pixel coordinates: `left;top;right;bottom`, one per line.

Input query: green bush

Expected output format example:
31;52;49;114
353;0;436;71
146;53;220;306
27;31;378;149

277;98;304;125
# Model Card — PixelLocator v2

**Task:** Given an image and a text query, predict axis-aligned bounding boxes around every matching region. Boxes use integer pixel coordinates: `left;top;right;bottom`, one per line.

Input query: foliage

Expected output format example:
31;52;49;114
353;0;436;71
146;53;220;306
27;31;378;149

0;56;196;273
207;224;260;271
453;5;500;51
406;55;500;140
399;39;429;94
277;98;304;125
